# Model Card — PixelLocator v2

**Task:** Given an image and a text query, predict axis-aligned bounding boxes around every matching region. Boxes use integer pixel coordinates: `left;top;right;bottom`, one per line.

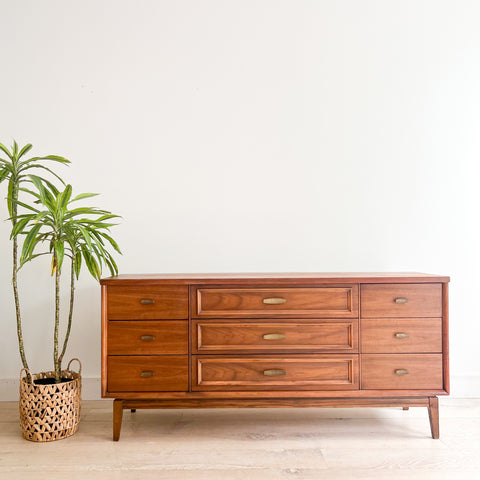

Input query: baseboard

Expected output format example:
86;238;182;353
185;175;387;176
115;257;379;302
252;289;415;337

1;375;479;401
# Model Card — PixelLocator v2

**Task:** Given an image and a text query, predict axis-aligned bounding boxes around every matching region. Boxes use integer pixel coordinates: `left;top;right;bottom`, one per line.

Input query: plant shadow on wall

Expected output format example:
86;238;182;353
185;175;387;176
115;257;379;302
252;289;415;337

0;140;121;442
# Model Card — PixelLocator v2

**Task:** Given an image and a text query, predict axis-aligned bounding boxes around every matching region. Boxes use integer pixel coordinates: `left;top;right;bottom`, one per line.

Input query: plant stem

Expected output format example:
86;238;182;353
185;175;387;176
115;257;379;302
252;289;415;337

58;257;75;369
54;253;61;383
11;189;30;380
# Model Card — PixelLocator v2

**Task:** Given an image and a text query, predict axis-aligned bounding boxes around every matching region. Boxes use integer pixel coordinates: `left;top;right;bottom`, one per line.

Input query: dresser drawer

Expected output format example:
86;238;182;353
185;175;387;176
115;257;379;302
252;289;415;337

361;318;442;353
107;356;188;392
361;354;443;390
361;284;442;318
193;286;358;318
192;320;358;353
108;321;188;355
193;355;359;390
106;285;188;320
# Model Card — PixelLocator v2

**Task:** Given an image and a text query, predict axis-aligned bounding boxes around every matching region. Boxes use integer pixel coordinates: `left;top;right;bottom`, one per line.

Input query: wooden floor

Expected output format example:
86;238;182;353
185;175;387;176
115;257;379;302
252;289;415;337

0;398;479;479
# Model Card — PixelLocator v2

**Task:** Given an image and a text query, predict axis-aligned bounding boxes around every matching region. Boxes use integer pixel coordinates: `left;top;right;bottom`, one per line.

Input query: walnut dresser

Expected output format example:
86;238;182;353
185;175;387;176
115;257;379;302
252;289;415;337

100;273;450;441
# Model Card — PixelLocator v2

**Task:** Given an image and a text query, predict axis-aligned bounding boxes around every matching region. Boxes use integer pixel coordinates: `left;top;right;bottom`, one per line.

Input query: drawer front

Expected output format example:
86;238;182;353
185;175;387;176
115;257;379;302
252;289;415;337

194;286;358;318
192;320;358;353
107;356;188;392
108;321;188;355
361;318;442;353
361;284;442;318
193;355;359;391
361;354;443;390
107;285;188;320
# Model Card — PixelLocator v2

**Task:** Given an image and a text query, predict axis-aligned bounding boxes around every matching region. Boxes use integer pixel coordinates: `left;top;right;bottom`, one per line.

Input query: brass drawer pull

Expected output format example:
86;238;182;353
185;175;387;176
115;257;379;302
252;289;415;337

140;299;155;305
263;369;286;376
140;335;155;341
140;371;154;378
394;297;408;304
394;332;409;339
395;369;409;376
263;333;286;340
263;298;287;305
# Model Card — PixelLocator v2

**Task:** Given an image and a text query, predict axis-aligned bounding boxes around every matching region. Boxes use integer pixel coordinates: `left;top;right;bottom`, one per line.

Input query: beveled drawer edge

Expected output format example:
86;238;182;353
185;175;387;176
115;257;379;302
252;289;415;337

192;284;359;318
193;320;357;353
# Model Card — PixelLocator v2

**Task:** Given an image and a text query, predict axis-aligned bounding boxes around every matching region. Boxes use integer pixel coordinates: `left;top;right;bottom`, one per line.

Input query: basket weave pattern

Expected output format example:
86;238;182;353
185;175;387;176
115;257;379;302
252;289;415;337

19;359;82;442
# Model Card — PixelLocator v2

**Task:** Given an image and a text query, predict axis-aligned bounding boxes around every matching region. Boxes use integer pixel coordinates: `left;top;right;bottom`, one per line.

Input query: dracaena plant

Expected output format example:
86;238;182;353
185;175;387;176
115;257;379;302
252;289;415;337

0;141;70;376
12;176;121;382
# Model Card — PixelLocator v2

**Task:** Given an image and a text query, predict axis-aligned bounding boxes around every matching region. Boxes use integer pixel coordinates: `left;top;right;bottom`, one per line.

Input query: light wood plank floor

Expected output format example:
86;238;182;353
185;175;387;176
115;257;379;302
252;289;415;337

1;398;479;479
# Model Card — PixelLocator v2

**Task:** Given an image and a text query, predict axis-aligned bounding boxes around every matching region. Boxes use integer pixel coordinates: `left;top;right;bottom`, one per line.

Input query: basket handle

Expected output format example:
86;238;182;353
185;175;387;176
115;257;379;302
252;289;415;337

67;358;82;376
19;368;34;384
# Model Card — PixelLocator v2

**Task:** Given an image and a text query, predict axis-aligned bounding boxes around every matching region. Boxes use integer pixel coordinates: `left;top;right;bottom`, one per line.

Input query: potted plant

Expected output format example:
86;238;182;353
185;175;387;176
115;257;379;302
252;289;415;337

0;141;121;441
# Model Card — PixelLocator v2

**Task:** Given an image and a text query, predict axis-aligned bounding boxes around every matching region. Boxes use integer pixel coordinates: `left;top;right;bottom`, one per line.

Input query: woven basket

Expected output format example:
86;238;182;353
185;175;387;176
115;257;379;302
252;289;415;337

19;358;82;442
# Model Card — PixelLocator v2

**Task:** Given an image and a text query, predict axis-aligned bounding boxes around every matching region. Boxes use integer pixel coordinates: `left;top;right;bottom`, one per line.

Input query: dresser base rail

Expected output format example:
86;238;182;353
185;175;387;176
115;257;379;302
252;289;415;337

112;396;439;441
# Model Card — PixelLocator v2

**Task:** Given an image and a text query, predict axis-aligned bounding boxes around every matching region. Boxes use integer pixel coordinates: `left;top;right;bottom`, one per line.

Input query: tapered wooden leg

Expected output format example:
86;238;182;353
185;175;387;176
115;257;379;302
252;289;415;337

113;399;124;441
131;409;136;413
428;396;439;439
403;407;409;411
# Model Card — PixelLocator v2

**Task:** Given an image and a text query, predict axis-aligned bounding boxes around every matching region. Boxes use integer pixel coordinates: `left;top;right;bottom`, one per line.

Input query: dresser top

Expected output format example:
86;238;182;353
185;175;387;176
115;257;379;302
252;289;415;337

100;272;449;285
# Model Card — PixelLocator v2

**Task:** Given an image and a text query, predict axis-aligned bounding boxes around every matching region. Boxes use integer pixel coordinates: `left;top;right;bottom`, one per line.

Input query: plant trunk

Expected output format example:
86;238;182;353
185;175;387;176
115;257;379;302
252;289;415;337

11;190;30;380
58;258;75;369
53;254;61;383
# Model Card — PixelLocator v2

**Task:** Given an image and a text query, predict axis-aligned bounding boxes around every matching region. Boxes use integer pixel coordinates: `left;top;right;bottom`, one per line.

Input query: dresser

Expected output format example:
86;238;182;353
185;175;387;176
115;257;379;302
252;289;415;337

100;273;449;441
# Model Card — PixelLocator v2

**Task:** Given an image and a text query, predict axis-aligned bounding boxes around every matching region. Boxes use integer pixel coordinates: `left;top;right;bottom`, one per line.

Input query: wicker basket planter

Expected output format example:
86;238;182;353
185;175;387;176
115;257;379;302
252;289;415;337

19;358;82;442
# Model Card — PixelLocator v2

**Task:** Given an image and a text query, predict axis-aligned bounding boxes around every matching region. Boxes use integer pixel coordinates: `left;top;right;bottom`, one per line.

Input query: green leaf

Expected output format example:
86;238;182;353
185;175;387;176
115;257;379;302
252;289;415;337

81;246;101;280
59;185;73;211
74;252;82;279
28;176;60;197
0;168;9;183
10;217;32;239
22;155;70;165
54;241;65;272
20;164;67;186
20;224;42;266
97;231;122;254
18;187;41;201
18;144;33;159
9;199;40;213
70;192;99;203
64;207;107;220
12;140;18;158
77;224;92;250
0;142;13;160
28;175;56;211
7;178;15;219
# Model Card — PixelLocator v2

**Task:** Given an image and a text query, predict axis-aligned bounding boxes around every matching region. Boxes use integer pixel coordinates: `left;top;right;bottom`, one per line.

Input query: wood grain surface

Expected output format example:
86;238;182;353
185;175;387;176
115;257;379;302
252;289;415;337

107;320;188;355
361;283;442;318
193;355;359;391
107;355;188;392
361;318;442;353
193;320;357;353
106;285;188;320
194;286;358;318
361;354;443;389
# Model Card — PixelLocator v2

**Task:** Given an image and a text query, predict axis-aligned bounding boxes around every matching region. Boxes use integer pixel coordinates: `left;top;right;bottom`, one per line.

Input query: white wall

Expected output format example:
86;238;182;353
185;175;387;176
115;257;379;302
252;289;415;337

1;0;479;398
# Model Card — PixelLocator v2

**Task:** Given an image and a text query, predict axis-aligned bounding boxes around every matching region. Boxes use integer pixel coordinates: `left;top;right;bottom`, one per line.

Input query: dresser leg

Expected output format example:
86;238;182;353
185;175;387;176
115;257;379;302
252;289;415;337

428;396;439;439
403;407;409;411
113;399;124;441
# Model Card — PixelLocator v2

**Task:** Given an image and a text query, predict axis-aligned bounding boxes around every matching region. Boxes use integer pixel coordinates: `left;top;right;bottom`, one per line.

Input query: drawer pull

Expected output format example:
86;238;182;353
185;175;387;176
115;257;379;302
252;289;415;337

140;335;155;341
263;369;287;376
140;371;154;378
395;369;409;376
394;297;408;304
394;332;409;339
263;297;287;305
140;299;155;305
263;333;286;340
